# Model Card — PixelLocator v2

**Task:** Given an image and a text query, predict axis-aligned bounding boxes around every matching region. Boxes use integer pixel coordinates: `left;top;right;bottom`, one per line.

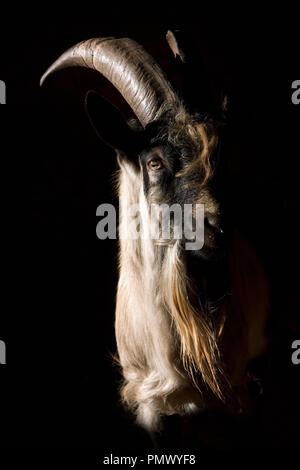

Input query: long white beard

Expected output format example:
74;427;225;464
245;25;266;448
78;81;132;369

115;159;225;431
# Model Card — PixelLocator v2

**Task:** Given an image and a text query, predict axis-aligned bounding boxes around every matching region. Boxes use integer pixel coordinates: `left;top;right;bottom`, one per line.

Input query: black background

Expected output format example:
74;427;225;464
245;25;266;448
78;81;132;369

0;8;299;462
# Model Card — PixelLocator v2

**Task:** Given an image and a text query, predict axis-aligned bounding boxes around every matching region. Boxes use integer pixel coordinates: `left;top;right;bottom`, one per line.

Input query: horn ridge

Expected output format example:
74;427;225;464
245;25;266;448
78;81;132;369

40;37;178;127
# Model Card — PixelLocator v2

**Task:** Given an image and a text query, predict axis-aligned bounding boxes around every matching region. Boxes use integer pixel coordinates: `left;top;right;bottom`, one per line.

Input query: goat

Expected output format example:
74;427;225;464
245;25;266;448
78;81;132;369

41;34;269;434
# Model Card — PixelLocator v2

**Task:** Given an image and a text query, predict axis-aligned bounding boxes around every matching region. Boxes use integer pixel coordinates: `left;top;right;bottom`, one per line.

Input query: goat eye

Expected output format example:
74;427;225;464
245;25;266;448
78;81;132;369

148;158;164;170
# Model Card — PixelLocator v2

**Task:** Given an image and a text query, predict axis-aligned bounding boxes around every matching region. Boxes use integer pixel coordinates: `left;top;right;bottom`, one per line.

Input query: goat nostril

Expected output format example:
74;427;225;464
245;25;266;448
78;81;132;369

205;215;224;234
205;215;217;228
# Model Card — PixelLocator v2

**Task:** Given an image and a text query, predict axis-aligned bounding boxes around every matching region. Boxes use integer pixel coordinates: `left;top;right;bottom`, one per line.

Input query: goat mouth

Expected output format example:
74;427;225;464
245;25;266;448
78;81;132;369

152;236;226;257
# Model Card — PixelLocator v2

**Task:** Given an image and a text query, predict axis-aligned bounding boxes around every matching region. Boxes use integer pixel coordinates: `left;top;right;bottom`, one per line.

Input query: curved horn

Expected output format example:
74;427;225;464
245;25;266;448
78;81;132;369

40;37;178;128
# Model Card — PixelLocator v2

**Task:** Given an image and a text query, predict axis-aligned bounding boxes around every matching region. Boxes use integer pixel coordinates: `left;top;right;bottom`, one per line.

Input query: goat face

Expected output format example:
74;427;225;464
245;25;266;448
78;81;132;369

40;37;225;262
138;111;226;261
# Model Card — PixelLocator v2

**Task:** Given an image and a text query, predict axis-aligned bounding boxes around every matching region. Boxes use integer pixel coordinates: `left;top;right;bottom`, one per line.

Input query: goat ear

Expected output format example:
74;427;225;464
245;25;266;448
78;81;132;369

166;30;186;63
166;30;185;62
85;91;143;154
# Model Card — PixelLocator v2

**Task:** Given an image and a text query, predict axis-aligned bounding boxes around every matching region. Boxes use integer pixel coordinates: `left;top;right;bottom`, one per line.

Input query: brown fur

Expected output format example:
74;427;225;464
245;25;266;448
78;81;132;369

114;107;269;431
